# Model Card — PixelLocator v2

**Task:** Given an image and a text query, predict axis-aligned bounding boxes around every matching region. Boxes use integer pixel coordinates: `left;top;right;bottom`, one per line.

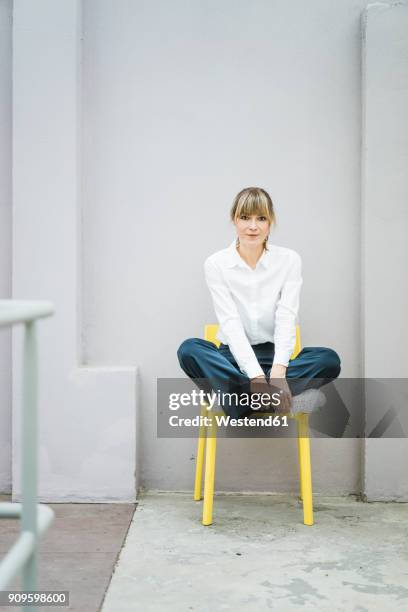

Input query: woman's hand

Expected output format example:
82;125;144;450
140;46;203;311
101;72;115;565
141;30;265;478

250;375;269;394
269;364;287;379
249;375;274;410
269;364;292;412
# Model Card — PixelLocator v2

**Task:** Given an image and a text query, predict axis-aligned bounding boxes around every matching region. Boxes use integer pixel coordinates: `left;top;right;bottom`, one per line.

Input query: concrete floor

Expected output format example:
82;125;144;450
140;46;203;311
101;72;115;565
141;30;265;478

0;495;135;611
1;492;407;611
102;492;408;612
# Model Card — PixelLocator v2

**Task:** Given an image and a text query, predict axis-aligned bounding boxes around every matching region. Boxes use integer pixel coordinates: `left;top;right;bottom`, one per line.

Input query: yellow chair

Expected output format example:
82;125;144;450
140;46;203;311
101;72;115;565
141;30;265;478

193;324;314;526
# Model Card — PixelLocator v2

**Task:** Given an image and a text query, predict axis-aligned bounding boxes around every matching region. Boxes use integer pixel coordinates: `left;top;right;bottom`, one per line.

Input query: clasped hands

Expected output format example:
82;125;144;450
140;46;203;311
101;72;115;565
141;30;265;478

250;364;292;413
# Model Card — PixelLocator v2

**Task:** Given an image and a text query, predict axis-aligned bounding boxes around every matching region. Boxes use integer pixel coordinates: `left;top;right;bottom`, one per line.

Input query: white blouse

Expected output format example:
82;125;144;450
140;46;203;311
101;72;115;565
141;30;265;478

204;240;303;379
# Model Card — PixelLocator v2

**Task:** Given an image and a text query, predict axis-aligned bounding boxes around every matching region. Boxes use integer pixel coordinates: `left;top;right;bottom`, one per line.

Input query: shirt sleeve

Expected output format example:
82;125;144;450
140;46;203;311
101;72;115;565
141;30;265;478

272;252;303;367
204;258;265;379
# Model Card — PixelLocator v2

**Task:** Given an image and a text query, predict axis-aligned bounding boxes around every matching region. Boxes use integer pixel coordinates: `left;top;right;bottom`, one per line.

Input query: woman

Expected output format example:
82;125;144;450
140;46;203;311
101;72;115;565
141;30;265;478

177;187;341;419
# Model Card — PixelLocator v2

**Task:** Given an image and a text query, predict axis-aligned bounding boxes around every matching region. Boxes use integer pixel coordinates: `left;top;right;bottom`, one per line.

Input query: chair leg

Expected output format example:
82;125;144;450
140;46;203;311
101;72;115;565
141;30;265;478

296;417;303;501
202;411;217;526
194;404;208;501
297;413;314;526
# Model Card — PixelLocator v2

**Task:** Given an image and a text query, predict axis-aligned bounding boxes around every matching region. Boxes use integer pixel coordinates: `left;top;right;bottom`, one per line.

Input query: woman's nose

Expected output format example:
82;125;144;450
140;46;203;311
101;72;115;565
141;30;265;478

249;218;257;229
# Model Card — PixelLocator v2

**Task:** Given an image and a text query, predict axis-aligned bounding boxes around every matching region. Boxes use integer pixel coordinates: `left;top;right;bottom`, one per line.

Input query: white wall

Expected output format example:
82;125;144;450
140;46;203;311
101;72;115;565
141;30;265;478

82;0;367;493
12;0;138;502
5;0;406;500
0;0;12;493
362;2;408;500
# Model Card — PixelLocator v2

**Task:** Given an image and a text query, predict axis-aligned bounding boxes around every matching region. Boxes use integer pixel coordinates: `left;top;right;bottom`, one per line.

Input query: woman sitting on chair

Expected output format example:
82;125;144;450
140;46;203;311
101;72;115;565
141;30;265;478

177;186;341;419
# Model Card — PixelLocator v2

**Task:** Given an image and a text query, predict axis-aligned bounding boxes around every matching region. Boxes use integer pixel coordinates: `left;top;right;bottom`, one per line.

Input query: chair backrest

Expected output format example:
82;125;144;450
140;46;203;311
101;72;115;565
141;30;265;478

204;324;302;361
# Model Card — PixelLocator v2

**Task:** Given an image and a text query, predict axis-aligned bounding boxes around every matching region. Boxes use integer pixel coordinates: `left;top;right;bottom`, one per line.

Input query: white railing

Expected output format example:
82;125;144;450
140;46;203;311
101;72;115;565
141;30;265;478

0;300;55;612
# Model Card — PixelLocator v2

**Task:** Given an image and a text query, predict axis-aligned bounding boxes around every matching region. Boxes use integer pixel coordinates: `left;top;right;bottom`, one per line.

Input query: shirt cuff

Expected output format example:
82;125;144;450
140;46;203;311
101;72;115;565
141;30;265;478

272;350;291;368
242;362;265;379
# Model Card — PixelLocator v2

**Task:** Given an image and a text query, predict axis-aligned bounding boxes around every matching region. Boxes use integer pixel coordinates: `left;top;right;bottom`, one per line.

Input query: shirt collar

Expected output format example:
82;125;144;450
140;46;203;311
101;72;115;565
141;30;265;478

226;240;270;269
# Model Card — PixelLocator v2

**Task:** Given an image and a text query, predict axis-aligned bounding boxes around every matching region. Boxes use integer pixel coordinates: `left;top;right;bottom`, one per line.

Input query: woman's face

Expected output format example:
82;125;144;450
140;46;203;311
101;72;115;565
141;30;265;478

234;213;271;249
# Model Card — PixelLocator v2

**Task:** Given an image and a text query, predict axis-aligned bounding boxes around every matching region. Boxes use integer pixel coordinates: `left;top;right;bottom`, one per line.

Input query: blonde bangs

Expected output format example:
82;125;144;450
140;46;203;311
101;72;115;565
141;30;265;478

234;194;271;221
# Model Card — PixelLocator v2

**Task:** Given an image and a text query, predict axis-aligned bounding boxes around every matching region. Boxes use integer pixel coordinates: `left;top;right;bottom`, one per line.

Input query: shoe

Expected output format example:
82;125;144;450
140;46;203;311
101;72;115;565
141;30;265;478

291;389;326;414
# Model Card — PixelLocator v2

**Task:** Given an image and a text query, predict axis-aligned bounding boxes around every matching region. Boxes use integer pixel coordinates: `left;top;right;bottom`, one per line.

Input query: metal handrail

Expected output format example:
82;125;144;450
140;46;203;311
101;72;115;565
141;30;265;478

0;300;55;611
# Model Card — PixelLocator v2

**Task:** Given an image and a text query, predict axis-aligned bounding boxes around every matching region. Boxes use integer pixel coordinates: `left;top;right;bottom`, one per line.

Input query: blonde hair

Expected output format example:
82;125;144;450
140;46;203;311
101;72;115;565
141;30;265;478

230;187;276;251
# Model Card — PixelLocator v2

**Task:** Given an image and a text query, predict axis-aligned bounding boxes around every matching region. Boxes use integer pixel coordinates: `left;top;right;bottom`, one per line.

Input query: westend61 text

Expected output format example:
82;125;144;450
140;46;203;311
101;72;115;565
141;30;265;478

169;414;289;427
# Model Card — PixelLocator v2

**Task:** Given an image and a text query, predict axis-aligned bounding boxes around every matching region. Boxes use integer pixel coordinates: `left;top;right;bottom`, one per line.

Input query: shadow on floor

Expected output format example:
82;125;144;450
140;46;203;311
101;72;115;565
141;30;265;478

0;494;135;612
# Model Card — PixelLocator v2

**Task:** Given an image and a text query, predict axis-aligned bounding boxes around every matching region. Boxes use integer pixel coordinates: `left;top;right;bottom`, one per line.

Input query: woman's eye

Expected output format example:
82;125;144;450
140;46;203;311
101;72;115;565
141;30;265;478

258;216;267;221
240;215;248;220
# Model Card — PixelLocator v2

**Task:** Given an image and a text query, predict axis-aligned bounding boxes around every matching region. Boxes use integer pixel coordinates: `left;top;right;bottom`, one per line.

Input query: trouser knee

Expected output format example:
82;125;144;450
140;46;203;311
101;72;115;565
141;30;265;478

177;337;203;368
319;348;341;378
